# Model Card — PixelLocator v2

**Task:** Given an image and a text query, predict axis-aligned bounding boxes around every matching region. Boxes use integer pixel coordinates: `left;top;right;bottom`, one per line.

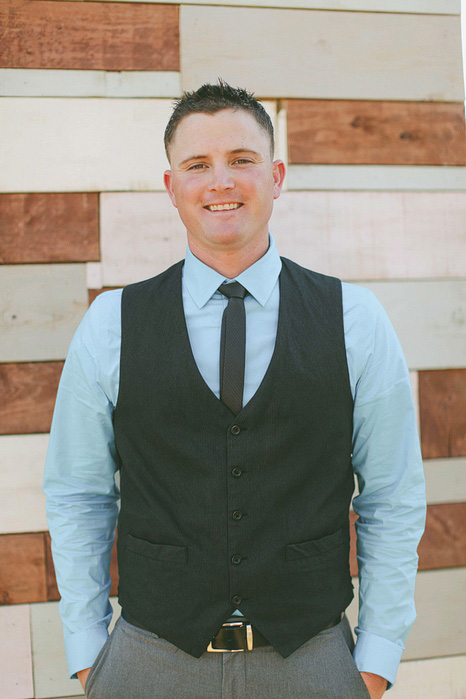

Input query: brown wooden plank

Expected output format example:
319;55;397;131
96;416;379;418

0;193;99;264
286;99;466;165
45;530;119;601
419;369;466;459
0;362;63;435
350;502;466;576
0;533;47;604
417;503;466;570
0;0;179;71
88;287;122;305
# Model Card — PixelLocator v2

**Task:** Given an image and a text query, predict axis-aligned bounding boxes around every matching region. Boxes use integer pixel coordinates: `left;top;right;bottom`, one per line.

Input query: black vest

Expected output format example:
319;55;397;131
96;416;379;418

113;257;354;658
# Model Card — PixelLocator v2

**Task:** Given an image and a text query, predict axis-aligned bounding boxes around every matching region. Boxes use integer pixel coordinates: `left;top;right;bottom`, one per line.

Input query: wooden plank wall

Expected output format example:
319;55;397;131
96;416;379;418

0;1;464;697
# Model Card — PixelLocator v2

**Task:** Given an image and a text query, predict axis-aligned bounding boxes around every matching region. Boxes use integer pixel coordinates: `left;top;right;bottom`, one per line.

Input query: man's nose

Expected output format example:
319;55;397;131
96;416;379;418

208;165;234;191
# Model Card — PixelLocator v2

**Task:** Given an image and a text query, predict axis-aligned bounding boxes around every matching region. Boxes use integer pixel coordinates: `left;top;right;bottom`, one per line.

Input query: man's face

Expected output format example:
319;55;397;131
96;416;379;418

164;108;285;261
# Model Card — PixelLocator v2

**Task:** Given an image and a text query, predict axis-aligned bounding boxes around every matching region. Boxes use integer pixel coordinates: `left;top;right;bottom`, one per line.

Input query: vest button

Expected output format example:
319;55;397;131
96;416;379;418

230;425;241;435
231;467;242;477
231;554;242;565
232;595;242;605
232;510;243;520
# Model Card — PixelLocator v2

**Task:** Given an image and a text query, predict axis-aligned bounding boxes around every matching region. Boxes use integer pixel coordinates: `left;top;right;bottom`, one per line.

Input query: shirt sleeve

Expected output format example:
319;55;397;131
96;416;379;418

342;284;427;690
43;290;122;679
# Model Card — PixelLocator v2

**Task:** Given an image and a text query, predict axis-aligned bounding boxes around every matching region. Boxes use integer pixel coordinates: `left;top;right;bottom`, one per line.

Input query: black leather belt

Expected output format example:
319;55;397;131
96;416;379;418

122;610;343;653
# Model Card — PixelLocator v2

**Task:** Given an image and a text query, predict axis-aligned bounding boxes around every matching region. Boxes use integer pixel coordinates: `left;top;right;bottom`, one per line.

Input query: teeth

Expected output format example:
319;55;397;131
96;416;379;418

207;203;241;211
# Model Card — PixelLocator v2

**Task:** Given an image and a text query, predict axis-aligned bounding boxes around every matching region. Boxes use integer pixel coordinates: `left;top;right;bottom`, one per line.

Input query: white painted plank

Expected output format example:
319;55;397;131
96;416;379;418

353;280;466;370
31;598;121;698
101;191;466;285
0;434;49;534
0;264;88;362
346;568;466;662
390;655;466;699
424;458;466;505
287;165;466;192
270;191;466;280
0;98;173;192
0;605;34;699
0;70;181;98
100;192;186;285
410;372;420;433
86;263;103;290
77;0;461;14
0;98;277;193
181;7;464;101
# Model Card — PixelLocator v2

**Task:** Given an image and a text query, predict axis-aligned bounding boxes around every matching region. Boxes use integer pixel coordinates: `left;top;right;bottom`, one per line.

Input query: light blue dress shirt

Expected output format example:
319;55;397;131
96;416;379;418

43;234;426;688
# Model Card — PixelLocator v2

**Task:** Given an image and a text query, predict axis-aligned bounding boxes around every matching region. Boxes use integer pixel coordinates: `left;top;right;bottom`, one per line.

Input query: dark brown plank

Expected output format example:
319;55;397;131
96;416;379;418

286;99;466;165
0;362;63;435
417;503;466;570
46;530;119;601
0;533;47;604
419;369;466;459
0;193;99;264
88;287;122;305
0;0;179;71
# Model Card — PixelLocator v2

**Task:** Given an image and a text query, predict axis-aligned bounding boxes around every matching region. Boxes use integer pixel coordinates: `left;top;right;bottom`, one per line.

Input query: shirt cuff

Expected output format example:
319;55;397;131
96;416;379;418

65;623;109;680
353;628;404;690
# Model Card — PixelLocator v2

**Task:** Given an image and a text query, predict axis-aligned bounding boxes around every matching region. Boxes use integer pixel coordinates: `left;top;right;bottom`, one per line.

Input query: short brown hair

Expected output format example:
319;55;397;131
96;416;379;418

164;79;274;160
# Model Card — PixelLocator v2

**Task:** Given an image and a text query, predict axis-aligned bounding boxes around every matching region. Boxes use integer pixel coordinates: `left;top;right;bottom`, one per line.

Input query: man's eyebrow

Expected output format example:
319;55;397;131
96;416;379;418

178;148;261;167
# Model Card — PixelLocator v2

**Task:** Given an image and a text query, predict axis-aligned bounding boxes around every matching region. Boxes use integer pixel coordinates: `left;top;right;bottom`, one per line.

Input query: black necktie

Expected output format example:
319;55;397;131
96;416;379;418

218;282;248;415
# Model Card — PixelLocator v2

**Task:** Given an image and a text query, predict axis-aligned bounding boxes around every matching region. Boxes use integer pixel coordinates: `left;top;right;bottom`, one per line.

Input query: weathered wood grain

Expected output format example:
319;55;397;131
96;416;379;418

0;264;88;362
424;458;466;505
0;605;34;699
0;68;181;98
354;281;466;371
0;193;99;263
0;362;63;435
0;98;173;192
270;191;466;280
0;434;49;534
286;165;466;191
286;100;466;165
181;7;464;101
41;0;461;13
418;503;466;570
419;369;466;458
0;0;179;71
389;655;466;699
0;533;47;604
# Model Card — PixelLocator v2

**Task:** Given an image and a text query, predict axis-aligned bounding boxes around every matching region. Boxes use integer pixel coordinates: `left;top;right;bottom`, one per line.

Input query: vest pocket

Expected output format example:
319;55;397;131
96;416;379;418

285;528;345;561
126;534;187;563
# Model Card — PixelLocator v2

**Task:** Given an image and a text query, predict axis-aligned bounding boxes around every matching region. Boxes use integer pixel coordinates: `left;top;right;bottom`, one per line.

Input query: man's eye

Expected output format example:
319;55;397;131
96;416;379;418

188;163;207;170
234;159;252;164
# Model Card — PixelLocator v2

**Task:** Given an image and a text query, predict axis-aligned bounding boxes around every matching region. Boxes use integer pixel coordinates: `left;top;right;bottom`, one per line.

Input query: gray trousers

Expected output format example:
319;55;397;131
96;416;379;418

85;615;370;698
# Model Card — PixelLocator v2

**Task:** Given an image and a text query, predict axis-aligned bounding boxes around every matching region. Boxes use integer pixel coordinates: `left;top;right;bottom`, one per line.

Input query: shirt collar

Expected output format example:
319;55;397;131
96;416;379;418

183;234;282;309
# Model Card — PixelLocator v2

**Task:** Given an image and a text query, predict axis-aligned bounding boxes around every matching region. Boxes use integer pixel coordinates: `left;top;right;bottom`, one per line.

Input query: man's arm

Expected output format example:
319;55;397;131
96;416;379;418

43;291;122;680
343;284;426;691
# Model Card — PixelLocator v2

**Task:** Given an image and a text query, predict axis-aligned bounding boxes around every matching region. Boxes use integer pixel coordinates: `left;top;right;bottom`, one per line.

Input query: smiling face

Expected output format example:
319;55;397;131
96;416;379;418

164;108;285;268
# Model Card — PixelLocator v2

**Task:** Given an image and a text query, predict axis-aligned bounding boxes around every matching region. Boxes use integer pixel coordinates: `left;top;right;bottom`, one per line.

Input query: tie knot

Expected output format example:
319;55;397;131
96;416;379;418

218;281;248;300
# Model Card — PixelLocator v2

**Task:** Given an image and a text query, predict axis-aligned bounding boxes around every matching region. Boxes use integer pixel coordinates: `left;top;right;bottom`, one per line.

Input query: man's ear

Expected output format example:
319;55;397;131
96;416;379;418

272;160;286;200
164;170;178;208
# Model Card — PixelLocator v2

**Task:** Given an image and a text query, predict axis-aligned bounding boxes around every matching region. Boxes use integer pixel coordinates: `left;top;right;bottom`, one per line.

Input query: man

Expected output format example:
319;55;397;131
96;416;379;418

43;81;426;698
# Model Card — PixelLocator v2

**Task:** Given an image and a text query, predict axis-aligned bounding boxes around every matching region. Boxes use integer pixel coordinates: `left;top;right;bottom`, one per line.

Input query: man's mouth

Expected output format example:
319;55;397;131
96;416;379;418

204;203;243;212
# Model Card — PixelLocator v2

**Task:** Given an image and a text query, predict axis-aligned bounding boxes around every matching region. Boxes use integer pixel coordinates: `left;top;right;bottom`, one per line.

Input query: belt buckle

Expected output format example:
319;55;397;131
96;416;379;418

207;620;254;652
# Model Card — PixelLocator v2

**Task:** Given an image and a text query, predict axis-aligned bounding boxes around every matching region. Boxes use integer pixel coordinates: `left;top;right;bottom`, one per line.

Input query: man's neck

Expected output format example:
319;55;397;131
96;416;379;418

188;236;269;279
